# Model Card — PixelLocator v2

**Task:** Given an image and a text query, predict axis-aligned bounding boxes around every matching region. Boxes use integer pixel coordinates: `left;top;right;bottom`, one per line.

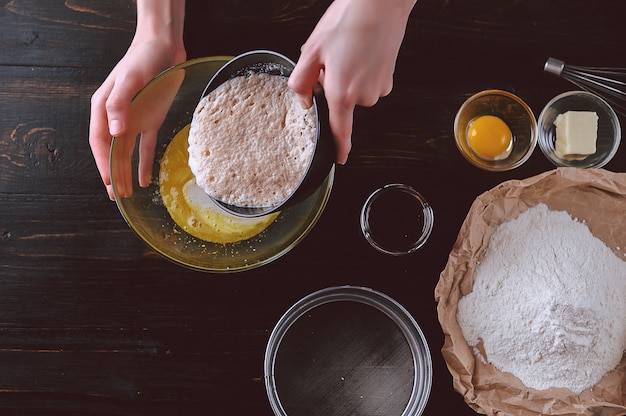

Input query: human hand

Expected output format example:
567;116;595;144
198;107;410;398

289;0;416;164
89;1;186;200
108;67;185;199
89;38;186;200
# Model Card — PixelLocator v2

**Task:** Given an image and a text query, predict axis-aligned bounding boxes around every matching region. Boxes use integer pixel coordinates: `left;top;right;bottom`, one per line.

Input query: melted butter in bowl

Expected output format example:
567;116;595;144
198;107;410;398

159;124;278;244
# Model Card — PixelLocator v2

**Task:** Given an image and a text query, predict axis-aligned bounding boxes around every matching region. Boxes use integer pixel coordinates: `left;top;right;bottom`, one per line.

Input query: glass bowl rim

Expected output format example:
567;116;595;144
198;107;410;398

264;285;433;416
359;183;434;256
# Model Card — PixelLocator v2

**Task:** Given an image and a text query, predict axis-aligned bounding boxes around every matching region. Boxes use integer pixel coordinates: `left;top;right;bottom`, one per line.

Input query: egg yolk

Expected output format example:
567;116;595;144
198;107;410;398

158;124;278;244
467;115;513;160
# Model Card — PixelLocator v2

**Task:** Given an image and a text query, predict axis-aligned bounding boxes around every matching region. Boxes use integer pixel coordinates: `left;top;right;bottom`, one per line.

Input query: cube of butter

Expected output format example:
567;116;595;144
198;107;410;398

553;111;598;160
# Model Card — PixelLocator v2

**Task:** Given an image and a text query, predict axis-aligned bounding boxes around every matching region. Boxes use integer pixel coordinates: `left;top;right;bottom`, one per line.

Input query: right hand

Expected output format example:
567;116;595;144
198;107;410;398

288;0;416;165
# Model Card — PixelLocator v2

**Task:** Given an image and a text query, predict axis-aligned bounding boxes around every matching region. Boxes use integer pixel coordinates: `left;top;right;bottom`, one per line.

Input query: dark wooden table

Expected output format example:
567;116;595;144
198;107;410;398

1;1;625;414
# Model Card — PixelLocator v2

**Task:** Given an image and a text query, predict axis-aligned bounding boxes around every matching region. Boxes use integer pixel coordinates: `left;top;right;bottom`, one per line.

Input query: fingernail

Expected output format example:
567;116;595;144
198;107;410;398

299;96;313;109
109;119;123;136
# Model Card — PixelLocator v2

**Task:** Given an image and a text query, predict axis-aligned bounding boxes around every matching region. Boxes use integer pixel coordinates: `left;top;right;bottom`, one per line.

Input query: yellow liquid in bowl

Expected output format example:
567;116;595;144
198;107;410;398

467;115;513;160
159;124;279;244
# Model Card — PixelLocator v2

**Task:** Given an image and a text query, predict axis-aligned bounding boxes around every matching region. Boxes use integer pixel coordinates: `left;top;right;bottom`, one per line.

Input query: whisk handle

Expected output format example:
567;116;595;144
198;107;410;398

544;57;565;76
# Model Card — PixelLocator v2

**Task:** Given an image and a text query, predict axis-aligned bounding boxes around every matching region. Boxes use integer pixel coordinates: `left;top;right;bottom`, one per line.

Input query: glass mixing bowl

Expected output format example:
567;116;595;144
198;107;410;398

110;56;334;272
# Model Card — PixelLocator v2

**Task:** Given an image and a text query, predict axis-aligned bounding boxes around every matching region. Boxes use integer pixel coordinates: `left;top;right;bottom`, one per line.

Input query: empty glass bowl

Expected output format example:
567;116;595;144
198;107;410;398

360;184;434;256
265;286;432;416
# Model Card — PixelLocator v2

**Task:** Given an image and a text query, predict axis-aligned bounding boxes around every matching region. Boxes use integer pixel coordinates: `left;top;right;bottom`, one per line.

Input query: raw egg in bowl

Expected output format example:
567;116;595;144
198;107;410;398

454;90;537;171
110;56;334;272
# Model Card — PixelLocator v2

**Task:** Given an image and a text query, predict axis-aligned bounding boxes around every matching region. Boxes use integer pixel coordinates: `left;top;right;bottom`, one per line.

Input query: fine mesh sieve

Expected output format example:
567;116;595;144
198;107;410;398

197;50;335;218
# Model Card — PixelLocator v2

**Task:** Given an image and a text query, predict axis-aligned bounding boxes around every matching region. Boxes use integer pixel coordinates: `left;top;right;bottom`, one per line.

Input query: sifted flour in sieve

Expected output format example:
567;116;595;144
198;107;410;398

187;73;316;208
457;203;626;394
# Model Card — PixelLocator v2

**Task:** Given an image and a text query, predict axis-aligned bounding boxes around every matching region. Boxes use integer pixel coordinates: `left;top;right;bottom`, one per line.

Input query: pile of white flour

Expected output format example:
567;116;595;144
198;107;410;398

457;203;626;393
188;72;316;208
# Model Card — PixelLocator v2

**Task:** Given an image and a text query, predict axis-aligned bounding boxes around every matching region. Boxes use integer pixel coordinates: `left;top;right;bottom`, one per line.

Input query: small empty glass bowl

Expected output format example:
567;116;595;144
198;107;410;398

360;184;434;256
454;90;537;171
537;90;621;168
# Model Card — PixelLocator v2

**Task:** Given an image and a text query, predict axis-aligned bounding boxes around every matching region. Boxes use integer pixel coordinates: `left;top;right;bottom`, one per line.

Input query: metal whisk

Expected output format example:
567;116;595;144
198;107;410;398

544;57;626;117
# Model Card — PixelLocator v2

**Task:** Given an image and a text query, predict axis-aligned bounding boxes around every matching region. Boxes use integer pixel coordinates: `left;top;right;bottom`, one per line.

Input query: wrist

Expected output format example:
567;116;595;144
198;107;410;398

355;0;416;21
135;0;186;59
395;0;418;18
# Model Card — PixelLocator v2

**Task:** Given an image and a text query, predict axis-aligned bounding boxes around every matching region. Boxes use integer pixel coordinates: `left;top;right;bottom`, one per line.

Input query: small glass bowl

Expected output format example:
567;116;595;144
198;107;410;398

454;90;537;171
360;184;434;256
537;90;621;168
264;286;432;416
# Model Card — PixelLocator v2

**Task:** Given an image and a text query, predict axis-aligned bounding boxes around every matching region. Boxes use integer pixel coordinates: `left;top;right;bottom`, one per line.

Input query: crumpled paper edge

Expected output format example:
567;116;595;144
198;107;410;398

434;167;626;416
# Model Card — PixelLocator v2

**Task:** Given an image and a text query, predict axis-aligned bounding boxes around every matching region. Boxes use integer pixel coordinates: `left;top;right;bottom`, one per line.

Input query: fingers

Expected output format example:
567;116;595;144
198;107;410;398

89;83;115;194
89;70;148;199
105;72;145;137
381;78;394;98
105;183;115;201
110;131;137;200
326;97;354;165
289;50;323;109
138;130;157;187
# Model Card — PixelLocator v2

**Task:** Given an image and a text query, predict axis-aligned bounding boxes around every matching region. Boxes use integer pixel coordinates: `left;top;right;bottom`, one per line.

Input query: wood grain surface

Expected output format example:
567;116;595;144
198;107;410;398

1;0;625;414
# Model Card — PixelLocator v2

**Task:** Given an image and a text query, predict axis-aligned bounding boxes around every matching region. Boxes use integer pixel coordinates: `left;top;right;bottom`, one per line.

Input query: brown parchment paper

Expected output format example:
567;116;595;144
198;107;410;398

435;167;626;416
